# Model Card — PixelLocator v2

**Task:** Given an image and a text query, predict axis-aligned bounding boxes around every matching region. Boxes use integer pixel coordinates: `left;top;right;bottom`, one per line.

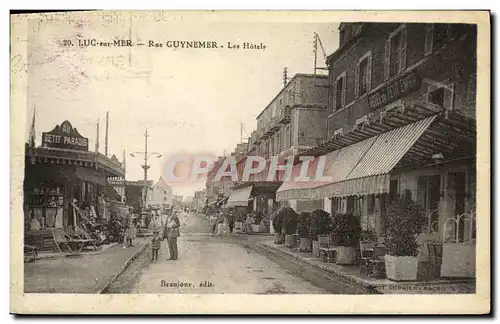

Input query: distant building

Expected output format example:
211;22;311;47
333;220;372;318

147;177;173;207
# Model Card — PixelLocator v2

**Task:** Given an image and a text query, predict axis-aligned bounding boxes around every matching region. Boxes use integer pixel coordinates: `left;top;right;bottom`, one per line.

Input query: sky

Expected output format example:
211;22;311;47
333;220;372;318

24;11;339;197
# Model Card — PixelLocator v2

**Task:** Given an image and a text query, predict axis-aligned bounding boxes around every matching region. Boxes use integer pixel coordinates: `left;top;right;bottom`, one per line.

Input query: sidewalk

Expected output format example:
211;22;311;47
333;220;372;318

24;237;150;293
231;234;476;294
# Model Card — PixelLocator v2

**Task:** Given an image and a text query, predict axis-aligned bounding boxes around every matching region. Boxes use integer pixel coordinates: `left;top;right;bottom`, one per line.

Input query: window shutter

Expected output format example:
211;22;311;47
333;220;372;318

423;83;437;103
332;80;337;110
367;53;372;91
354;63;360;98
384;38;390;80
400;25;407;71
444;83;455;110
424;24;434;56
341;75;347;107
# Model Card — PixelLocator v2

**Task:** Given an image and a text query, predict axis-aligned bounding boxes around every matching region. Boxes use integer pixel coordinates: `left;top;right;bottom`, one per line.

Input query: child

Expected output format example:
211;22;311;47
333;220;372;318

151;231;161;261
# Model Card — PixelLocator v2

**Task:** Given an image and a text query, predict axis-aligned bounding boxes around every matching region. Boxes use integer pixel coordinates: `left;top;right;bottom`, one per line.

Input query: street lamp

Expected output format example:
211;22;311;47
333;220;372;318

129;129;163;209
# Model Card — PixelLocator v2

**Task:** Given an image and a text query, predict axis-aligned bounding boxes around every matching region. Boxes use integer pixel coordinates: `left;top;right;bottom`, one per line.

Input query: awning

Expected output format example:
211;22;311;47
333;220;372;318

75;166;106;186
101;182;122;201
276;116;437;200
226;185;253;207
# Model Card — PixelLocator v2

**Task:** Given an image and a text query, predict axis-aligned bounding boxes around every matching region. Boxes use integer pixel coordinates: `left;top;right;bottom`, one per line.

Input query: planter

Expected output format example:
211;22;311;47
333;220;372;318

335;246;356;265
384;255;419;281
274;233;284;244
251;224;260;233
234;221;243;231
284;234;298;248
312;240;319;257
299;237;312;252
440;243;476;278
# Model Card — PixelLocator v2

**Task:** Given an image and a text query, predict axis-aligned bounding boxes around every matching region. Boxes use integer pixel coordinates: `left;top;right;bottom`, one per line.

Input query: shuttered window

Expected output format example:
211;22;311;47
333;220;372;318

424;24;434;55
355;51;372;98
335;72;347;110
384;24;407;80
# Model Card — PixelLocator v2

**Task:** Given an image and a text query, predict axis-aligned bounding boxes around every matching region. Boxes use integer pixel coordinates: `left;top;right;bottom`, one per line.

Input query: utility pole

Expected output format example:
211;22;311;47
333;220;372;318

95;117;100;153
283;67;288;87
130;129;163;211
105;111;109;157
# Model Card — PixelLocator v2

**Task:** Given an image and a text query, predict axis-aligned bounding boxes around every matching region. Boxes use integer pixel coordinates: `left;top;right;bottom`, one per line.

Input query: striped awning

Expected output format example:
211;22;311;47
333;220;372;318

226;185;253;207
276;116;437;200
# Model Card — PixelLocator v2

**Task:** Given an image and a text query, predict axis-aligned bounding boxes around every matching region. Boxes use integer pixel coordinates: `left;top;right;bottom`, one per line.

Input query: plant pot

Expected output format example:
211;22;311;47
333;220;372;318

234;221;243;232
384;254;419;281
335;246;356;265
312;240;319;257
284;234;298;248
274;233;284;244
251;224;260;233
440;243;475;278
299;237;312;252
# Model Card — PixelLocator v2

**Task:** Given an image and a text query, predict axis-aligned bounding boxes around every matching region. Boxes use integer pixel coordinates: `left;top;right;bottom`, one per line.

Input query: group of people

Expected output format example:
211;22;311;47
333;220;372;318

208;211;235;236
150;209;181;261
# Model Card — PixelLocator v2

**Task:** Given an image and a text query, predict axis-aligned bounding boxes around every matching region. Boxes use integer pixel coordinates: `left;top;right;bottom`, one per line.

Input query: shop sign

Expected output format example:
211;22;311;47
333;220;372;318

42;120;89;151
368;71;421;110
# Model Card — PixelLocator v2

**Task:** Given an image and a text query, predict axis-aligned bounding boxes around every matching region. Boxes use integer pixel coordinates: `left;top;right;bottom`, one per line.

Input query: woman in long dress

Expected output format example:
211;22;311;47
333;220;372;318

125;218;137;247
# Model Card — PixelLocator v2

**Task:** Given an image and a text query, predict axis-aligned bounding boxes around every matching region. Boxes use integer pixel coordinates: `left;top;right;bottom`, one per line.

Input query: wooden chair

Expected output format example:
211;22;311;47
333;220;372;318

24;244;38;262
359;242;375;276
318;235;337;263
369;245;387;278
52;228;90;254
76;225;102;251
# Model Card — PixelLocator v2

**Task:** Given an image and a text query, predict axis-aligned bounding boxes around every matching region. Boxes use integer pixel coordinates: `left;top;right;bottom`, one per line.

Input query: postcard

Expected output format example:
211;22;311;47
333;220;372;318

10;10;490;314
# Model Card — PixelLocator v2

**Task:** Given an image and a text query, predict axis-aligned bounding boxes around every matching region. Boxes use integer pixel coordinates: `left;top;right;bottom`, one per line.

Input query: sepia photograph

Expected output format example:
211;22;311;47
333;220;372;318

10;10;490;314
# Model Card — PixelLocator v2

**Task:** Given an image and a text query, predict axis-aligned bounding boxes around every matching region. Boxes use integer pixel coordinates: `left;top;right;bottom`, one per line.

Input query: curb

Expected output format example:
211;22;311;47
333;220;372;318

254;242;475;293
255;242;378;292
32;243;120;261
98;242;150;294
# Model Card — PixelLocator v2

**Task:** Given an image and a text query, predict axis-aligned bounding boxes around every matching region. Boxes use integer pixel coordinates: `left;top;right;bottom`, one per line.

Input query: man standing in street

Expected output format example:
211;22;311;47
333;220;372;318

163;210;181;260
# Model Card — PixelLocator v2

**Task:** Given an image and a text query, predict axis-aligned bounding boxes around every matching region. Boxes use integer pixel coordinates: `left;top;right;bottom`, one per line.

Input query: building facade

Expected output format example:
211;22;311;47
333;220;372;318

276;22;477;277
226;74;329;216
146;176;173;207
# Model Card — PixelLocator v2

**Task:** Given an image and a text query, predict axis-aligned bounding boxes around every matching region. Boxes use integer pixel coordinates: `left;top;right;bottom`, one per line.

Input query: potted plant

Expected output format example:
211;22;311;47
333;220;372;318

309;209;332;257
297;212;312;252
331;212;361;265
384;189;426;281
272;207;286;244
282;207;299;247
251;211;263;233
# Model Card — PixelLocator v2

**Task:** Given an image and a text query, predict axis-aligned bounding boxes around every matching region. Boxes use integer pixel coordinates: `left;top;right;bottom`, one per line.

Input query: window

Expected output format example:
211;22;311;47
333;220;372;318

467;73;477;112
367;194;375;214
389;179;398;203
424;24;434;55
164;190;167;194
355;51;372;98
164;197;167;201
384;25;407;80
417;175;441;233
424;80;455;110
334;72;347;110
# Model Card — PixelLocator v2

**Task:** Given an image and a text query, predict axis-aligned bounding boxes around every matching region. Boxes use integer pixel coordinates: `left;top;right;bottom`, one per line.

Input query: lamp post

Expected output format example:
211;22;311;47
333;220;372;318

130;129;163;209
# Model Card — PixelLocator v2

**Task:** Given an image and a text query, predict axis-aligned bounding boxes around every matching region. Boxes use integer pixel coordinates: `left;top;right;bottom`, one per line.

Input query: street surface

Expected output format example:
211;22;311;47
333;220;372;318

106;212;371;294
106;212;328;294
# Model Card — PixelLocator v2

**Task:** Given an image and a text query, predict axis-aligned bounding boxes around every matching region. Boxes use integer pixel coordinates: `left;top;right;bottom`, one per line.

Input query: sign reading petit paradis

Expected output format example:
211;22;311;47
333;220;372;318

42;120;89;151
368;71;422;110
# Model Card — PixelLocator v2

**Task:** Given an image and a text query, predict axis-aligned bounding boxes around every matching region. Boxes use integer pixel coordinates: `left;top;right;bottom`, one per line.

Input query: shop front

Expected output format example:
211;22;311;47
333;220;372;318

23;121;125;251
276;102;476;279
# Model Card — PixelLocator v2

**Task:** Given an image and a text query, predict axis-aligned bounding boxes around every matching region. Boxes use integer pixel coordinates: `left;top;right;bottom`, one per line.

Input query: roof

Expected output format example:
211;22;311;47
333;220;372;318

255;73;328;120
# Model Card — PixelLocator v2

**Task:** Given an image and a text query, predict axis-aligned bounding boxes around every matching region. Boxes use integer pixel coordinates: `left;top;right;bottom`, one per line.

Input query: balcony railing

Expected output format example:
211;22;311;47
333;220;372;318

253;130;262;144
278;106;292;124
270;116;282;132
261;124;271;140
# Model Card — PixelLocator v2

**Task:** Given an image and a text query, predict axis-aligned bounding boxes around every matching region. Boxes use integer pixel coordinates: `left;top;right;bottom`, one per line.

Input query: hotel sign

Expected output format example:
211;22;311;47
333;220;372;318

368;71;421;110
42;120;89;151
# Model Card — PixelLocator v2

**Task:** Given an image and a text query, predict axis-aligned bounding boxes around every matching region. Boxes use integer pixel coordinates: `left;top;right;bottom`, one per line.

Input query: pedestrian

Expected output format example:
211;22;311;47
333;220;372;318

126;218;137;247
228;212;235;233
163;210;181;260
151;231;161;261
209;214;217;236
